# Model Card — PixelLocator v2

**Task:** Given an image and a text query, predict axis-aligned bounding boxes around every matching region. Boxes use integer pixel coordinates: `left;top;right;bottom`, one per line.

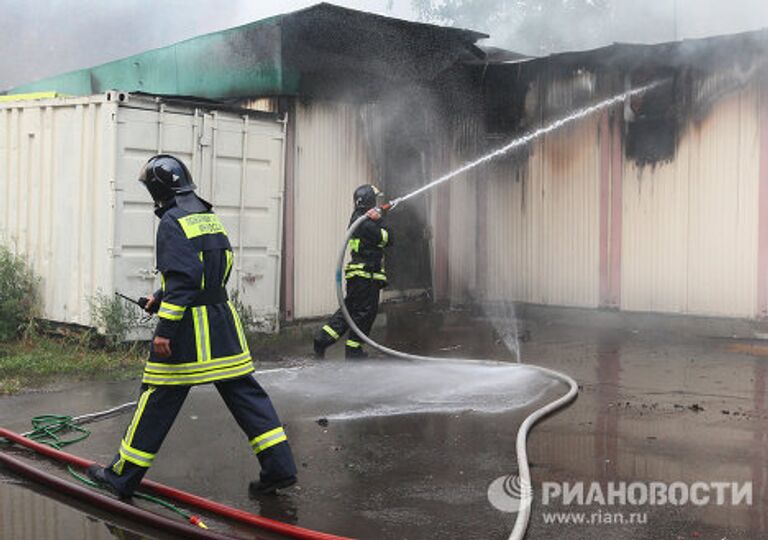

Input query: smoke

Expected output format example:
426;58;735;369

0;0;411;91
4;1;767;91
415;0;768;56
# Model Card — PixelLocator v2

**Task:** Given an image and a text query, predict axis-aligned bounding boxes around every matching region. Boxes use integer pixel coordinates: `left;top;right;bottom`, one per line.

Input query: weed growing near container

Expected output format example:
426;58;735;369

88;291;144;349
230;288;257;332
0;246;40;342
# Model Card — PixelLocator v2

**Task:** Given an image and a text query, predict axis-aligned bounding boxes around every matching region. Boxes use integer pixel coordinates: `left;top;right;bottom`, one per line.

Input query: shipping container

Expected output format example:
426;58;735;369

0;92;285;331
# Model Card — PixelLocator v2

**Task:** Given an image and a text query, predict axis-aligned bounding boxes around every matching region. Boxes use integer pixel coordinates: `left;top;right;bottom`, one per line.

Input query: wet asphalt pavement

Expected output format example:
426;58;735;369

1;302;768;539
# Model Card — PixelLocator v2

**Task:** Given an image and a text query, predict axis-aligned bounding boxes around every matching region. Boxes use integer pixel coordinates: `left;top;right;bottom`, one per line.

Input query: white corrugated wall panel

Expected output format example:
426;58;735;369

448;171;477;301
441;117;483;303
0;97;117;326
293;101;375;318
113;101;285;331
0;95;284;330
484;158;528;301
622;86;760;317
483;117;602;307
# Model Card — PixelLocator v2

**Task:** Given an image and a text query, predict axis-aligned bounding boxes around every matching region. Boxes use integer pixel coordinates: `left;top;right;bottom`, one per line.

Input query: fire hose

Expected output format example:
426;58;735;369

0;426;351;539
336;204;579;540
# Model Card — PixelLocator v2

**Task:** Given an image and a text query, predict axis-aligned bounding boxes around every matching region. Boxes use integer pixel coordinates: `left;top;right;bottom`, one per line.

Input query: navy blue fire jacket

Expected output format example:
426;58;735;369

144;205;253;385
344;208;393;284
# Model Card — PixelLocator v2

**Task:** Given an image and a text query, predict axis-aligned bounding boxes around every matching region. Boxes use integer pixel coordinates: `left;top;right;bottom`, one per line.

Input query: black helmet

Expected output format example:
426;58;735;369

353;184;383;210
138;154;196;207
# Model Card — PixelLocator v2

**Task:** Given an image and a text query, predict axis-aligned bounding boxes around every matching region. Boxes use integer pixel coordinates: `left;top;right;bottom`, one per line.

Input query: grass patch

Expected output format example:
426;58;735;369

0;332;145;395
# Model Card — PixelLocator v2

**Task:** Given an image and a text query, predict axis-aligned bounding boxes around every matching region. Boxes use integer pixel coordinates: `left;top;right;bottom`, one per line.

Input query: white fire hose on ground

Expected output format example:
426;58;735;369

335;210;579;540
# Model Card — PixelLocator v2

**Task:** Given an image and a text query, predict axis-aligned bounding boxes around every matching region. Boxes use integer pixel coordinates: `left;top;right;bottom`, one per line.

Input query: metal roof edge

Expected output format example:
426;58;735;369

0;90;282;121
286;2;489;41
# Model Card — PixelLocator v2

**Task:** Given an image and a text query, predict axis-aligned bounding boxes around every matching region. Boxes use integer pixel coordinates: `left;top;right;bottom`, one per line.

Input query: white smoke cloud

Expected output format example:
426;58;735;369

2;0;767;90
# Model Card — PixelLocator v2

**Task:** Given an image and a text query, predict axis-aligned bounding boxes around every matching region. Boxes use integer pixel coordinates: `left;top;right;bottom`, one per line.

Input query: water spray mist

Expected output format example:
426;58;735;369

389;81;663;209
340;82;664;540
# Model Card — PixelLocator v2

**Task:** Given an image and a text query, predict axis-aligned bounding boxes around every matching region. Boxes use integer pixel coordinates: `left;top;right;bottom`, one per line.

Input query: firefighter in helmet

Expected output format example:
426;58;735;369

88;155;297;498
313;184;392;359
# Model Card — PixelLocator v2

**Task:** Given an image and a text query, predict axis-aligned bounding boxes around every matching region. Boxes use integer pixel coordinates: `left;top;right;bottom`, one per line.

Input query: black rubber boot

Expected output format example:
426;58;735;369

86;465;132;500
312;339;327;359
345;347;369;359
248;475;297;496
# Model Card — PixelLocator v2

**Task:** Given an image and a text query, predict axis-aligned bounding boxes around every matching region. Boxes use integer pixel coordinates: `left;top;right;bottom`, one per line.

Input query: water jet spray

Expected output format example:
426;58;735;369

337;82;663;540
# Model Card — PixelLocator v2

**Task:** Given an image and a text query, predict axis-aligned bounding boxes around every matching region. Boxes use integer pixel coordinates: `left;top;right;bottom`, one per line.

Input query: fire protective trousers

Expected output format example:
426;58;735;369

102;375;297;496
315;276;382;353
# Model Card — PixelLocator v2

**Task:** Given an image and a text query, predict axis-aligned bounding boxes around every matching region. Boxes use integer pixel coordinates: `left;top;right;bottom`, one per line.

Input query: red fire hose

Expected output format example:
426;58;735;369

0;428;352;540
0;450;235;540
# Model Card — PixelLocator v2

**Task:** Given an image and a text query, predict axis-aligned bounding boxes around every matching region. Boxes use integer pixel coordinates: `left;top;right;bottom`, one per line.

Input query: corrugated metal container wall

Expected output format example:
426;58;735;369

433;116;483;303
0;94;285;330
0;98;117;325
113;101;286;331
481;116;602;307
292;100;375;319
621;84;760;317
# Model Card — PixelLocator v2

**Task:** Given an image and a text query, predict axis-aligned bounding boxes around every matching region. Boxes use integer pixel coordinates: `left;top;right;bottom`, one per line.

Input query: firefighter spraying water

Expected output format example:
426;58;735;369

0;83;663;540
330;82;663;540
313;184;393;359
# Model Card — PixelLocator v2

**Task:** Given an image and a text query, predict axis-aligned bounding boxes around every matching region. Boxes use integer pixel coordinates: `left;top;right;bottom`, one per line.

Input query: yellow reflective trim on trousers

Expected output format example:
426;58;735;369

119;440;155;468
228;301;249;353
345;263;365;270
177;214;227;239
251;426;284;444
125;387;155;447
142;361;254;385
250;426;288;454
346;339;361;348
373;273;387;281
192;307;211;362
378;228;389;248
322;325;340;340
256;434;287;454
348;238;360;253
119;448;152;468
113;386;155;473
224;250;233;285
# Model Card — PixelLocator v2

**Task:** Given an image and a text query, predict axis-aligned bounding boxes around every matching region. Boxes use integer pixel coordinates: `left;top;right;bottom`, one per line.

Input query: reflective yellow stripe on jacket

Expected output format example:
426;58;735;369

143;303;254;386
177;214;227;239
142;352;254;385
158;301;185;321
378;228;389;248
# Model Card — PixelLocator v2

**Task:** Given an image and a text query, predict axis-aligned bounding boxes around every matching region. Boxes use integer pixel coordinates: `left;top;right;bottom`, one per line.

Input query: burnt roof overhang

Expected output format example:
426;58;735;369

6;2;489;100
528;28;768;71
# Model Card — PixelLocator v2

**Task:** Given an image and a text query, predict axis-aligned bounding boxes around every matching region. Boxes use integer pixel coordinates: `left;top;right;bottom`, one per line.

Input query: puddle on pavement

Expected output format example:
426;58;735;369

1;359;560;539
4;307;768;539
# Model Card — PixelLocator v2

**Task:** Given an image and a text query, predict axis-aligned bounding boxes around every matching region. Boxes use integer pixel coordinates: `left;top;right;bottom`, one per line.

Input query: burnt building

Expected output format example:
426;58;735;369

3;3;768;326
